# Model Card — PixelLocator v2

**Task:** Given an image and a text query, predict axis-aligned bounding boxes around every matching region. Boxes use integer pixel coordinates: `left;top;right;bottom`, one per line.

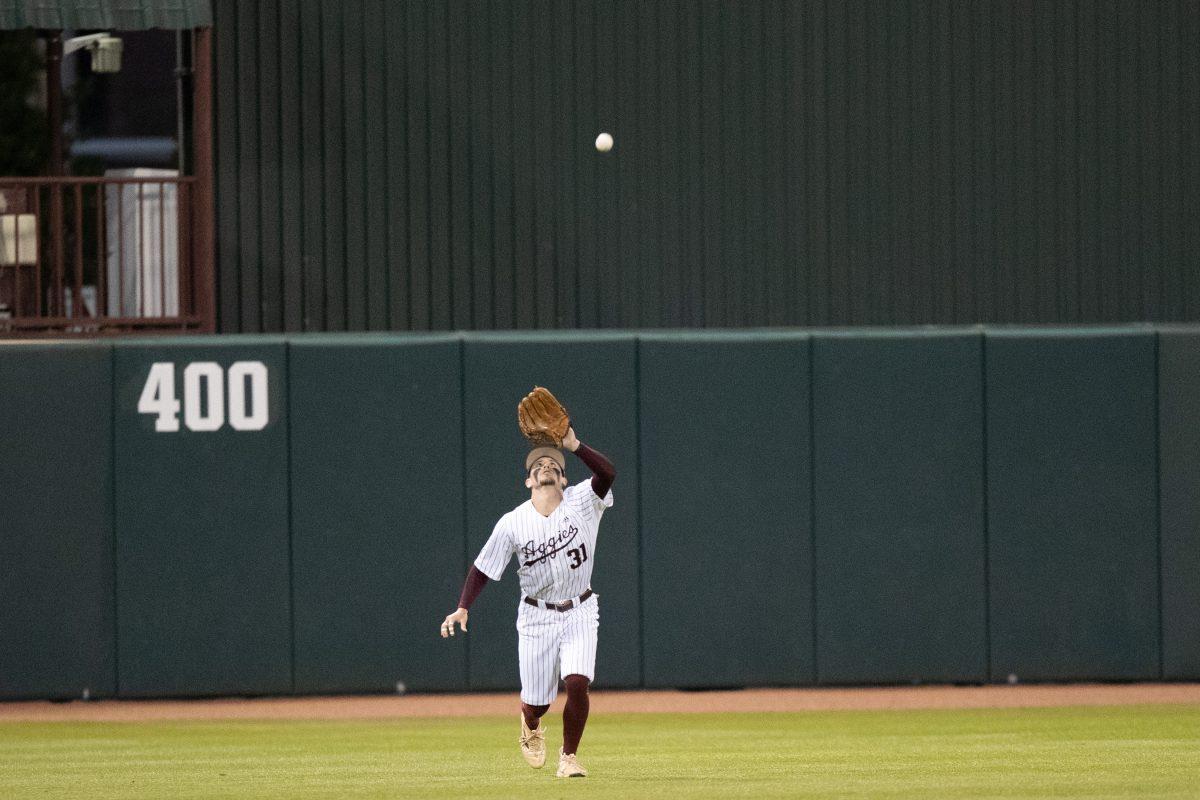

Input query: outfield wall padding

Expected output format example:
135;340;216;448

638;333;815;687
112;339;293;697
0;344;116;700
289;336;468;693
985;330;1159;681
812;331;987;684
0;327;1188;698
1159;328;1200;679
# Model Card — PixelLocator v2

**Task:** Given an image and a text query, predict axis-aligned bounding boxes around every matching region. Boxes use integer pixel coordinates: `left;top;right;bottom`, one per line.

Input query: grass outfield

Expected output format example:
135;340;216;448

1;705;1197;799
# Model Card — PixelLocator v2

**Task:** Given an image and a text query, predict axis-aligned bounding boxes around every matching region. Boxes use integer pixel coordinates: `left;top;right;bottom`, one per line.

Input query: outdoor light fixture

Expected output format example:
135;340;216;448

63;33;123;73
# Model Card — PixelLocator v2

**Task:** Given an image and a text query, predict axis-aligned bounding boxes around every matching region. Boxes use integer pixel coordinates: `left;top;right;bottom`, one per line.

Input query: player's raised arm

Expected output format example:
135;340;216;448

562;427;615;498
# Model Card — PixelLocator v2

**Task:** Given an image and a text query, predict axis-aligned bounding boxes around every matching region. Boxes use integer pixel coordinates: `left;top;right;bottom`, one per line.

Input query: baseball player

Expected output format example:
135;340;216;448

440;426;615;778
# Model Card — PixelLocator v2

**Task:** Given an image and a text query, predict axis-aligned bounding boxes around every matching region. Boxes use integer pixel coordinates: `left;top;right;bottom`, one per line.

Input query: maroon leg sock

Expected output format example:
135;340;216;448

522;702;549;731
561;674;590;755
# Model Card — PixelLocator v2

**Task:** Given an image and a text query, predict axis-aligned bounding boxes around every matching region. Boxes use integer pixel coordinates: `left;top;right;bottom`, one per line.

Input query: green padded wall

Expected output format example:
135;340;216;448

0;344;115;700
462;333;640;691
639;333;813;687
1159;328;1200;679
3;326;1194;699
986;330;1159;681
812;331;987;684
289;336;467;692
113;338;292;696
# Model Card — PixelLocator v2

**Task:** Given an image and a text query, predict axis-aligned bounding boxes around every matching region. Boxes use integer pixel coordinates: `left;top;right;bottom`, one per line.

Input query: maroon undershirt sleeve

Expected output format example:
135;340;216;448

456;565;489;610
573;442;616;499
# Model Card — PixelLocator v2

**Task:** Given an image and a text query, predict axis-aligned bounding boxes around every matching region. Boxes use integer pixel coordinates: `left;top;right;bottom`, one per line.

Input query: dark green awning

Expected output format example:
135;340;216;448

0;1;211;29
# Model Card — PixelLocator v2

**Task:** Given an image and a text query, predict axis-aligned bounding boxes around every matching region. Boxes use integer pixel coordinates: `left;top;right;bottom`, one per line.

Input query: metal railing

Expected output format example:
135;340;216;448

0;176;209;335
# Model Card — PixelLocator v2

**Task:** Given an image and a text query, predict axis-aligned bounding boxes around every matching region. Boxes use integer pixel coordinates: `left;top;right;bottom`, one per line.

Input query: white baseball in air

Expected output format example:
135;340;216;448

595;132;614;152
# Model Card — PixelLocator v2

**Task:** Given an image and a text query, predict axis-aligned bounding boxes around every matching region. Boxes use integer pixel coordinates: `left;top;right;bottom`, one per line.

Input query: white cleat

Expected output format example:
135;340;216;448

519;716;546;768
556;749;588;778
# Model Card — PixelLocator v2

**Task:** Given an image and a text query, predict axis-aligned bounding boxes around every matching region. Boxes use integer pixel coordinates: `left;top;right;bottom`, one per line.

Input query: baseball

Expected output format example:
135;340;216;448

595;132;613;152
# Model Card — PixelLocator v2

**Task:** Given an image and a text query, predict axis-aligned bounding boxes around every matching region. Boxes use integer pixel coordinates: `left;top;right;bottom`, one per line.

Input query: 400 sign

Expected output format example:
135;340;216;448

138;361;270;432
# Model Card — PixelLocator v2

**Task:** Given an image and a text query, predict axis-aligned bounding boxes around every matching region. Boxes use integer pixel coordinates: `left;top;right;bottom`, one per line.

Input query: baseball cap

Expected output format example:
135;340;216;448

525;446;566;472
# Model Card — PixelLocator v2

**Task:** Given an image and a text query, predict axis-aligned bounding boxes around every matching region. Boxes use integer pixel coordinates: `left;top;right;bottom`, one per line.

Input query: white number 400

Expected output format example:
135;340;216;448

138;361;270;433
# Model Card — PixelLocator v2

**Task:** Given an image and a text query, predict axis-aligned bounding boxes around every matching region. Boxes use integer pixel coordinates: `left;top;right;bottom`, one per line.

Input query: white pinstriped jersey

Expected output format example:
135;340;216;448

474;479;613;601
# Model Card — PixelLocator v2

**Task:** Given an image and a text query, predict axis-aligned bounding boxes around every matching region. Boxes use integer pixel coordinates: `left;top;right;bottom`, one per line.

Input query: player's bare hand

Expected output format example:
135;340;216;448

562;427;580;452
440;608;468;638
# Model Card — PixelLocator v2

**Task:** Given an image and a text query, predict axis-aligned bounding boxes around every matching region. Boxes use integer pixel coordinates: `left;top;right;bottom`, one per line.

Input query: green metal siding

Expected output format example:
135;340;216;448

0;1;211;29
214;0;1200;332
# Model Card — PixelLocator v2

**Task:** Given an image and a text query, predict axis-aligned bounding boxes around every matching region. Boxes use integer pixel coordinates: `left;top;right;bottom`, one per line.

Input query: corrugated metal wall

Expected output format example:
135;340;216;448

213;0;1200;332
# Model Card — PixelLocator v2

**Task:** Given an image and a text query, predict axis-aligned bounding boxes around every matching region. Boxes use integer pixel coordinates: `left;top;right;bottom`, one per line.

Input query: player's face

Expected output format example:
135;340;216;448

527;458;566;489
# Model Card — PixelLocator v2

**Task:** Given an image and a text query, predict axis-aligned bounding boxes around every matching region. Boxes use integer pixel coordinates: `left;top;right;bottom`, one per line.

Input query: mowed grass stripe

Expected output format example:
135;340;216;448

0;705;1197;799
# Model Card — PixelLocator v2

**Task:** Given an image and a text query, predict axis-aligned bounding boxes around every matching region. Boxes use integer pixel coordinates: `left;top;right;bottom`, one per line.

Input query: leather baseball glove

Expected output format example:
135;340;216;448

518;386;570;447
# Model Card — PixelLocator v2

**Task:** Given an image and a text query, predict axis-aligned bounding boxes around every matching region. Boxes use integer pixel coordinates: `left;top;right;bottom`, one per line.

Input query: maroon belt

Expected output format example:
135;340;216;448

523;589;593;612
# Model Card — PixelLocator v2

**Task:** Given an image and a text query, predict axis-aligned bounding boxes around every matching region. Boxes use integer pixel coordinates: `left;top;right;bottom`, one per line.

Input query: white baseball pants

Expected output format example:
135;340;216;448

516;594;599;706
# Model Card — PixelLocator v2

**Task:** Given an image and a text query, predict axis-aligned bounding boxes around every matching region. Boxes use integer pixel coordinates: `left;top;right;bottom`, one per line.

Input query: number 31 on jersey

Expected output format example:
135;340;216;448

138;361;269;433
